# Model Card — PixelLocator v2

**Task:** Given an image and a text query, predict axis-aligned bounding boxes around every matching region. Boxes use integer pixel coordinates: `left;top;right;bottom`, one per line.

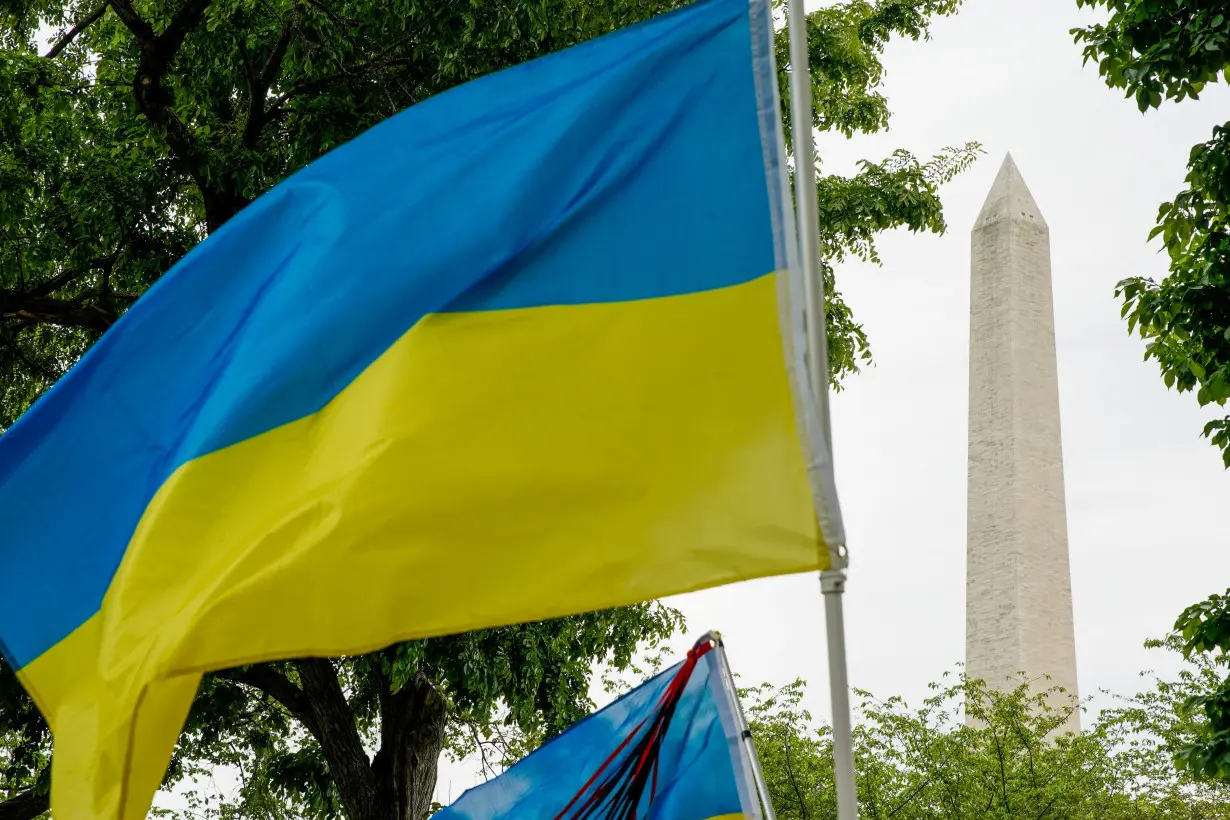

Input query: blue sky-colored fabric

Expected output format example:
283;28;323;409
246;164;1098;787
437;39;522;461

438;652;744;820
0;0;777;670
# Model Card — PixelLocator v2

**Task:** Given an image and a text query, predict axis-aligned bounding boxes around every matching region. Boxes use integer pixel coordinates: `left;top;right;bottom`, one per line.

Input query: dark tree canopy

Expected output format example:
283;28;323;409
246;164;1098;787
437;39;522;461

0;0;977;818
0;0;977;428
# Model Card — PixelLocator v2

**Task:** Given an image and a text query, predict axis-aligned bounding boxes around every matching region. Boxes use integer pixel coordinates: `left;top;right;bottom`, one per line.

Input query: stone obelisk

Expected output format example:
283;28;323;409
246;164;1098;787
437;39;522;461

966;154;1080;732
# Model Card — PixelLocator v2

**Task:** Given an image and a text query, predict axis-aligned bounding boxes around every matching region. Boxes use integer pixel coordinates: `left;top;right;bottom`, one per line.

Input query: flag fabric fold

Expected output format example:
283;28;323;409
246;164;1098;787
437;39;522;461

0;0;842;818
436;638;762;820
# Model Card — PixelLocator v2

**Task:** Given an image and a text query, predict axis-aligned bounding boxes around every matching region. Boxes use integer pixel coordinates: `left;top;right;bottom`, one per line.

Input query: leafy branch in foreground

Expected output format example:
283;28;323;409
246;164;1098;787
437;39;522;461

1073;0;1230;466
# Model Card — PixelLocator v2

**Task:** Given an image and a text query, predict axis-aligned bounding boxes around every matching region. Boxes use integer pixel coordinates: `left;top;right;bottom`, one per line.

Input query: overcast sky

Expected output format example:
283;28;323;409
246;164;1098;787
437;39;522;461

437;0;1230;801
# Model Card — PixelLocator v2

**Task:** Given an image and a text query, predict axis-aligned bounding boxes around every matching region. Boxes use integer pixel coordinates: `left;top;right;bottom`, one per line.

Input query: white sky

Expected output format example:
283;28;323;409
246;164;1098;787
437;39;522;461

437;0;1230;800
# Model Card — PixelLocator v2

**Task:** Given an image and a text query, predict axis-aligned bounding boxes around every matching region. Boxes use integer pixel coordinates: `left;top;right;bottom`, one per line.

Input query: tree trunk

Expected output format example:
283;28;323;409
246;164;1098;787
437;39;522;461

0;788;50;820
372;675;447;820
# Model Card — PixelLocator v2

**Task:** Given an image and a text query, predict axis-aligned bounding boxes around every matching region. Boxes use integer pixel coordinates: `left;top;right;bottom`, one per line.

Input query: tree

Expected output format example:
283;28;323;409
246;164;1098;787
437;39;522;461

741;660;1230;820
0;0;977;428
0;0;977;818
745;677;1108;820
1072;1;1230;467
1168;590;1230;781
0;660;49;820
1070;4;1230;785
1089;634;1230;814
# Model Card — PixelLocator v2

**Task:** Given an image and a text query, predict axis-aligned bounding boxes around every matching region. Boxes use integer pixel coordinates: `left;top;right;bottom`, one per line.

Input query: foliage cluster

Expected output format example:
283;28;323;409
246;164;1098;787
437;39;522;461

0;0;977;427
1072;0;1230;782
744;637;1230;820
1170;589;1230;780
1073;0;1230;465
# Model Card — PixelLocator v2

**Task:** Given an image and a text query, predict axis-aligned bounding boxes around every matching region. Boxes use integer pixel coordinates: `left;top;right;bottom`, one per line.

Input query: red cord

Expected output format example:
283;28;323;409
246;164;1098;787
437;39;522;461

554;640;715;820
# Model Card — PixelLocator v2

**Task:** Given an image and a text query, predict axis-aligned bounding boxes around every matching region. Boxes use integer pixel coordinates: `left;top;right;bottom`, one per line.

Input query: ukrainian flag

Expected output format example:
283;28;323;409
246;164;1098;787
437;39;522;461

0;0;842;818
438;637;762;820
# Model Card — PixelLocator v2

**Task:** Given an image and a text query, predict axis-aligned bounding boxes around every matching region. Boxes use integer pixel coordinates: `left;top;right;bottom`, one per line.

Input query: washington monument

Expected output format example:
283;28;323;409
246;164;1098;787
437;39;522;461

965;154;1080;732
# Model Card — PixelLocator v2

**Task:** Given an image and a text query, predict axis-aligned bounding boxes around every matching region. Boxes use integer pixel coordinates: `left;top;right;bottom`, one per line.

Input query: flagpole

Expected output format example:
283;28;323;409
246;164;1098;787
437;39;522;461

784;1;859;819
709;635;777;820
820;570;856;819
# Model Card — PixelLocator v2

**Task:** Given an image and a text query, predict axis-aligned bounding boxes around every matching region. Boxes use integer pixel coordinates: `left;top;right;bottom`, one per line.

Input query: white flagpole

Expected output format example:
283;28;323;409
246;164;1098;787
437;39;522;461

708;635;778;820
783;1;859;819
820;570;857;820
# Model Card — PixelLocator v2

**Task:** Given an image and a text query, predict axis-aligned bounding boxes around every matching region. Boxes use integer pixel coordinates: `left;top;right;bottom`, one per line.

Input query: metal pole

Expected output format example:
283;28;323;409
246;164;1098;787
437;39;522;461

786;0;832;451
710;636;777;820
784;1;858;818
821;570;857;820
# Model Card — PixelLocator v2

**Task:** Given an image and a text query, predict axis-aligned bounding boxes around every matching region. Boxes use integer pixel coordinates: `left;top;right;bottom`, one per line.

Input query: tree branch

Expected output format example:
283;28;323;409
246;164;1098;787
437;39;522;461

260;14;297;88
304;0;363;46
159;0;213;59
28;267;82;299
106;0;156;44
0;290;130;333
109;0;211;57
2;336;59;383
885;774;935;819
990;726;1011;812
1009;715;1039;789
267;46;415;113
27;252;121;298
243;9;298;148
295;658;378;820
44;3;109;58
222;662;382;820
216;664;319;736
110;0;249;232
0;789;49;820
779;731;810;820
